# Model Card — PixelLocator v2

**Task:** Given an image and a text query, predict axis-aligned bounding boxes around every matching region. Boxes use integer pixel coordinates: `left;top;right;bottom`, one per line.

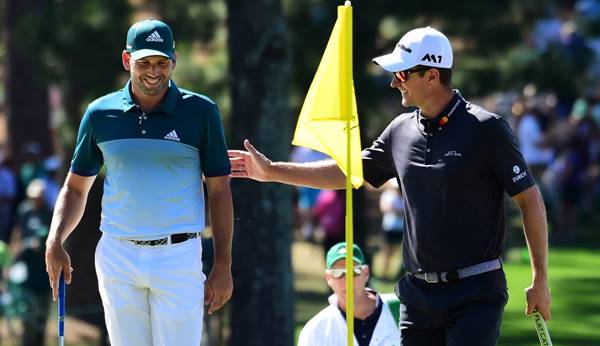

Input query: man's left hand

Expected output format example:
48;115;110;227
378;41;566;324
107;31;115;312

525;282;551;320
204;264;233;315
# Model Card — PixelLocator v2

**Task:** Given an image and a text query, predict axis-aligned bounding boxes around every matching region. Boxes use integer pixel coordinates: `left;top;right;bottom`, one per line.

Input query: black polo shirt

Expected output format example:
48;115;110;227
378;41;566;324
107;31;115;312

362;91;534;273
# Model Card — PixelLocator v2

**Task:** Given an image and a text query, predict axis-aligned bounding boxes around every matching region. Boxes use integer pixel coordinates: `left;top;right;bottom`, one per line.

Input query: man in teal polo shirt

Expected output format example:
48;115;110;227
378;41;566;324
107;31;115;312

45;19;233;346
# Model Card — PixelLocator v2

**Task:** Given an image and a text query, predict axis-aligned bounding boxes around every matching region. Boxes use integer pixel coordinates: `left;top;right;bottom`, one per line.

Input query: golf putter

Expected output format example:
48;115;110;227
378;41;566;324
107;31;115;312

532;310;552;346
58;272;65;346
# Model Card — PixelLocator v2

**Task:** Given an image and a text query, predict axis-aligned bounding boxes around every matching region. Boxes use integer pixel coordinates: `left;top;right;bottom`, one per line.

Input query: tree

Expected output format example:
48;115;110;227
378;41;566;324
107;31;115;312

3;0;51;168
227;0;295;345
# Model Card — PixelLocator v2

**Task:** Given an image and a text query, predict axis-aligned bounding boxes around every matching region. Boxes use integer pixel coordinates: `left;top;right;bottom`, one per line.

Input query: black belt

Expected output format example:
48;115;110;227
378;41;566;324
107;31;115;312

409;258;502;284
125;232;200;246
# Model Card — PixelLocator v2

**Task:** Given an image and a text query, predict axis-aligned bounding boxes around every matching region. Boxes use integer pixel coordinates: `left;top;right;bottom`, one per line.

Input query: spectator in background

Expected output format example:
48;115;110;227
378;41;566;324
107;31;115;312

378;180;404;281
11;179;53;346
313;189;346;257
290;147;329;241
14;180;53;250
298;243;399;346
19;142;46;188
516;99;554;180
41;156;61;208
0;152;18;243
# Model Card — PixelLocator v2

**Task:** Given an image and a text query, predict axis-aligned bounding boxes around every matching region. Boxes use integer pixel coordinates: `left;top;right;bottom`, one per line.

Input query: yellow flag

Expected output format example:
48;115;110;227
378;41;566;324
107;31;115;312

292;3;363;188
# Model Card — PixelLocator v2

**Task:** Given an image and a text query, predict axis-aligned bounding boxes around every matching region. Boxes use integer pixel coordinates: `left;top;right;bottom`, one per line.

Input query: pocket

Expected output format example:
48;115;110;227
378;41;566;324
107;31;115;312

480;270;508;306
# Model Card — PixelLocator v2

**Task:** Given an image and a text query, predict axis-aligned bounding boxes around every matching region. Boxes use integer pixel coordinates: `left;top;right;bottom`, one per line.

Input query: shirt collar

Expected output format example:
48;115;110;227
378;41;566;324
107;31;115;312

121;79;180;115
418;89;464;128
331;289;381;318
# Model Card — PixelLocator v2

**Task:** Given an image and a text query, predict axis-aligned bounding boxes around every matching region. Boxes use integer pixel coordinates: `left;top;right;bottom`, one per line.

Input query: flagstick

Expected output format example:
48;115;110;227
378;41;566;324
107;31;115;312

343;3;354;346
345;119;354;346
345;99;354;346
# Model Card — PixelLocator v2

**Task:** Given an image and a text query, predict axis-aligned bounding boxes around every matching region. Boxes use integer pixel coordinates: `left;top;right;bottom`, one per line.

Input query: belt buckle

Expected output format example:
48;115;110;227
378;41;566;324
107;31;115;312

424;272;439;283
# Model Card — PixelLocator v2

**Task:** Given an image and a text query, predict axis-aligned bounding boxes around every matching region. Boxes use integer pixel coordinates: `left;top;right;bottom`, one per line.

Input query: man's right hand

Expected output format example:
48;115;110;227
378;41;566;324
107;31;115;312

228;139;272;181
45;240;73;301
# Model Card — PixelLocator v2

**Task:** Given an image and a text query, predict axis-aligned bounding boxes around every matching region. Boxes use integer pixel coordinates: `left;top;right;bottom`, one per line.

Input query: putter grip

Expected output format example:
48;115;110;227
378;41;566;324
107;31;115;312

58;272;65;337
533;310;552;346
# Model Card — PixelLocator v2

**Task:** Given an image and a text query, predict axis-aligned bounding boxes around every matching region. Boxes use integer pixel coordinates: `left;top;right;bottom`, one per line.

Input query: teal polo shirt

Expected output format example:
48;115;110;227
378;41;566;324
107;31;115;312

70;80;230;239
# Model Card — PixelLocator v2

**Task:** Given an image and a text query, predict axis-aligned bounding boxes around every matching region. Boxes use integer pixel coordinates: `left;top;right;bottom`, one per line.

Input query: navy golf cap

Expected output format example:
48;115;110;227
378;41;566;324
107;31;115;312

125;19;176;61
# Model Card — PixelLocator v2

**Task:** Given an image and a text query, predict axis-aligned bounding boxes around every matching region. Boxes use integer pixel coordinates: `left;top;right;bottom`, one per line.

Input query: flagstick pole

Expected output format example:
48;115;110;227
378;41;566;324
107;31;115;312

345;97;354;346
344;3;354;346
345;115;354;346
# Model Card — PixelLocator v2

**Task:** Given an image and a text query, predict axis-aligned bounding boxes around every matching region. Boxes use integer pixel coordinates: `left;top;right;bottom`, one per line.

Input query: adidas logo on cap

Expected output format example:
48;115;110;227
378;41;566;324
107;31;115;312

146;31;164;43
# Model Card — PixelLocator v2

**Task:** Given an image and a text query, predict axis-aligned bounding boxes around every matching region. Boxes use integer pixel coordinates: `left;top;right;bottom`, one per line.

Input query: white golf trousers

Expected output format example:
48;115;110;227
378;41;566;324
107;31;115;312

95;234;205;346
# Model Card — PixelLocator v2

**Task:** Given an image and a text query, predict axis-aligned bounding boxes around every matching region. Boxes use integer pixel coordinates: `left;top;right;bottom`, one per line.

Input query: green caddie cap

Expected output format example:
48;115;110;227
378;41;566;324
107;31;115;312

125;19;176;61
326;242;366;269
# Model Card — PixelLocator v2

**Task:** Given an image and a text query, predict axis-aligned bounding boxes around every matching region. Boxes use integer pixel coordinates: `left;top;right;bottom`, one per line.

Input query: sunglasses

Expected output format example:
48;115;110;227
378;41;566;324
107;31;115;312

326;265;368;279
393;66;431;82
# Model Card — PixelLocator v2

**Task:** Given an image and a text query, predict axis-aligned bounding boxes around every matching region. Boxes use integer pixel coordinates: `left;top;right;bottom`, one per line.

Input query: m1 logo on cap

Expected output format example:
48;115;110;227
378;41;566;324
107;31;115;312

421;54;442;64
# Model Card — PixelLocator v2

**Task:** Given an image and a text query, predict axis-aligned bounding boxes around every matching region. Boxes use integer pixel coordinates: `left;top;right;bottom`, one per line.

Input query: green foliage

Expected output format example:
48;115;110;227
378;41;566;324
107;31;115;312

282;0;594;141
5;0;595;146
162;0;224;43
164;0;230;126
11;0;131;95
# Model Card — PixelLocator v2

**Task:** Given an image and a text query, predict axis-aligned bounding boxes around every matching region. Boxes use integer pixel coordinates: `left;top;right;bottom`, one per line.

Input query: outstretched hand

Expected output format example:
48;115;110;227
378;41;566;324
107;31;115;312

228;139;272;181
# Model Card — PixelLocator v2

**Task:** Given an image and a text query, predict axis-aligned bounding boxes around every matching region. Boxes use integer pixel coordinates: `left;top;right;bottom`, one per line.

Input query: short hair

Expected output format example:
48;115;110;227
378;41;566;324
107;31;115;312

416;66;452;86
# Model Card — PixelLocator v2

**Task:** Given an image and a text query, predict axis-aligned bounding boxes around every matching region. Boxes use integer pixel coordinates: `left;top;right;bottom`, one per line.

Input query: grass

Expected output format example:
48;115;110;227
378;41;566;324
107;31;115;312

499;247;600;346
293;243;600;345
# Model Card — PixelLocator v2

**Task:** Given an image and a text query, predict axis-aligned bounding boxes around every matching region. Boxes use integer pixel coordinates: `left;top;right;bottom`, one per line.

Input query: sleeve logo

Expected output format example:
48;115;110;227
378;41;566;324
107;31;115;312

512;165;527;182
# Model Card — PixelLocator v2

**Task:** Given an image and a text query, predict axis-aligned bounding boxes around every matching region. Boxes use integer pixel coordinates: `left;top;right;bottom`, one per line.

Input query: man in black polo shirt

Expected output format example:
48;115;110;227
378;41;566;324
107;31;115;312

229;26;551;345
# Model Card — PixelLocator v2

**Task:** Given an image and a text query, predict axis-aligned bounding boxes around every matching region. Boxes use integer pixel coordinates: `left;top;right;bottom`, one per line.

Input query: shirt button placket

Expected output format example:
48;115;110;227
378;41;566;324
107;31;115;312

139;110;148;135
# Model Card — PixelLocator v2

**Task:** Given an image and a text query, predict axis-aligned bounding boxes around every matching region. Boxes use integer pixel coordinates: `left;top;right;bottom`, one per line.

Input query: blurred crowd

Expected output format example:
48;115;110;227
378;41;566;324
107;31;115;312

507;86;600;246
491;0;600;246
0;142;60;344
290;146;407;282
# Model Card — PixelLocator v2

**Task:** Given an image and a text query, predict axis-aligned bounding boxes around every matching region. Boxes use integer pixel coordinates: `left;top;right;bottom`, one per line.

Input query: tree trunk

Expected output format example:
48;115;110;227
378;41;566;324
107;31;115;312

3;0;51;167
227;0;294;345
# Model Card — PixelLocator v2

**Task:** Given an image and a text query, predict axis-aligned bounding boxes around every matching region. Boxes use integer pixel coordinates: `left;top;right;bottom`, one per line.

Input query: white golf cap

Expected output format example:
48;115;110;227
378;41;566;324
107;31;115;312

372;26;453;72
